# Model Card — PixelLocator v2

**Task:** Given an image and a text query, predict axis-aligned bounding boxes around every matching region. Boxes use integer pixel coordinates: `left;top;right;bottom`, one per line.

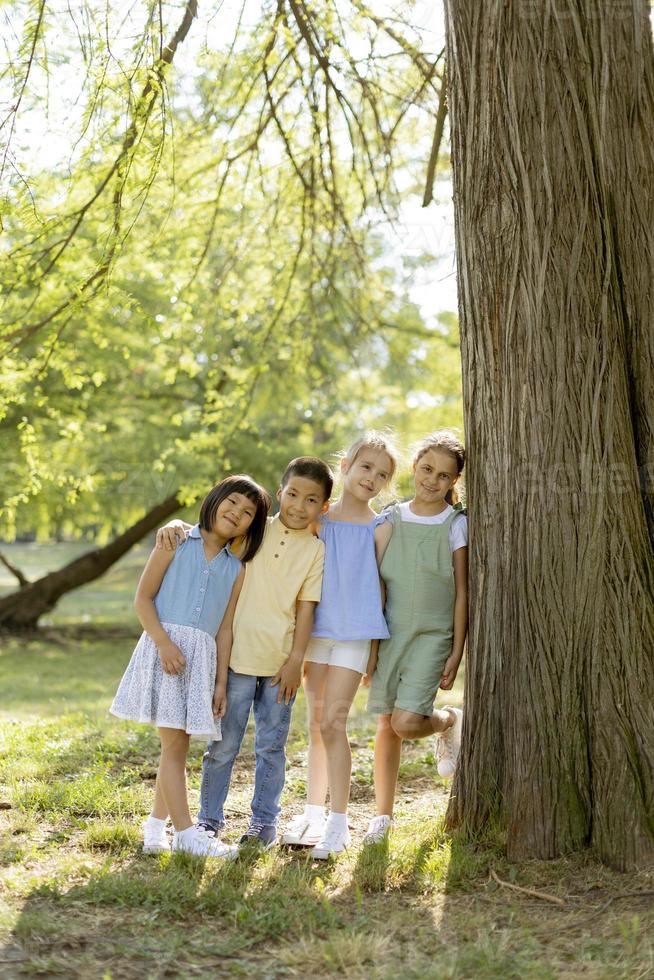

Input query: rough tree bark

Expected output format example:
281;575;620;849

443;1;654;868
0;494;181;630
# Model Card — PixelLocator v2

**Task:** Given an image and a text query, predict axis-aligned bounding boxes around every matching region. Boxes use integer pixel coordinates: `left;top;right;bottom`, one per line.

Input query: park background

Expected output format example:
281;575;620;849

1;0;654;977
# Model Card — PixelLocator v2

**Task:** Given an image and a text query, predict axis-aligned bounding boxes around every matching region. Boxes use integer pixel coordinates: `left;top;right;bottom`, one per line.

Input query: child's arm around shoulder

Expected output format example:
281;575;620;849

134;548;186;675
156;519;193;551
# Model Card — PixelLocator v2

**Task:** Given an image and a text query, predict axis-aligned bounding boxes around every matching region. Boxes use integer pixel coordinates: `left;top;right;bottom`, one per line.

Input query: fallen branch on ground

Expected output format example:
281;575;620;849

491;868;566;906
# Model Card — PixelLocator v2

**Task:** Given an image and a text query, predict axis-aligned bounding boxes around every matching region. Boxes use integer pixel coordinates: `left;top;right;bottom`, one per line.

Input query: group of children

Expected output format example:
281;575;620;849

110;430;468;860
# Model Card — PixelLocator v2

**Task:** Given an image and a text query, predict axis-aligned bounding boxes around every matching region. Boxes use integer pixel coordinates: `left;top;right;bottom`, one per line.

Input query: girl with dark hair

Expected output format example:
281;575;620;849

110;475;270;859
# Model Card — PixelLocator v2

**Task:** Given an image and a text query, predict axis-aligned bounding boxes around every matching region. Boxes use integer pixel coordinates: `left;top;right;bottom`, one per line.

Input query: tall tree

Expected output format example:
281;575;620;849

444;1;654;869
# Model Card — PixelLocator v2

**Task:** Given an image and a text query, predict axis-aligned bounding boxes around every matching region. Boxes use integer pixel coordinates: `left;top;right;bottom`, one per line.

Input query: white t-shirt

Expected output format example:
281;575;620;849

389;501;468;555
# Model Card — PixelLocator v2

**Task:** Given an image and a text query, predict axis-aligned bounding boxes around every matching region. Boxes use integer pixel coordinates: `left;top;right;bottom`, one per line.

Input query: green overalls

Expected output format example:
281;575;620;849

368;504;458;717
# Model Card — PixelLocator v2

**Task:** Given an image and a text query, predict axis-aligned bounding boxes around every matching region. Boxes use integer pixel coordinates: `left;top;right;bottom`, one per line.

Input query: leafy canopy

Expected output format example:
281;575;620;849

0;1;461;539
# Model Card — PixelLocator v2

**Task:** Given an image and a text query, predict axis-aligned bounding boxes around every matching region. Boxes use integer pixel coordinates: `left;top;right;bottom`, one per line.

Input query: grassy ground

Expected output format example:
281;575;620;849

1;546;653;978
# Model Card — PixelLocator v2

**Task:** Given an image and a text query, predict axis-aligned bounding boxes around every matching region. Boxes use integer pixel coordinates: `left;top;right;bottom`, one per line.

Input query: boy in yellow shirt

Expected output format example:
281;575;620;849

158;457;332;849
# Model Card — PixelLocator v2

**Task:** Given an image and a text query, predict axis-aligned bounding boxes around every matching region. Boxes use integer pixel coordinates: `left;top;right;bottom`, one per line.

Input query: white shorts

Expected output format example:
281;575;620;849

305;638;371;675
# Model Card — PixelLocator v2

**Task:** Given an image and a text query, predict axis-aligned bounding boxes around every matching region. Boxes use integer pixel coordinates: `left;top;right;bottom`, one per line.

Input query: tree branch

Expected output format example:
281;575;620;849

0;550;29;588
422;69;448;207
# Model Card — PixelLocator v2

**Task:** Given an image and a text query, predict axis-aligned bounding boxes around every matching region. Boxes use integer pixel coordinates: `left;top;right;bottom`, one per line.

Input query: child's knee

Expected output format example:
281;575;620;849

319;721;338;747
204;736;238;765
307;702;324;737
159;729;189;757
391;709;422;740
319;712;347;744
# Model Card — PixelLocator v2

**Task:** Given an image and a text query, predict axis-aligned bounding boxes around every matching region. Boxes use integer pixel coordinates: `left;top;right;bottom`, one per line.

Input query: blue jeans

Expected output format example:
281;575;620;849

198;669;295;830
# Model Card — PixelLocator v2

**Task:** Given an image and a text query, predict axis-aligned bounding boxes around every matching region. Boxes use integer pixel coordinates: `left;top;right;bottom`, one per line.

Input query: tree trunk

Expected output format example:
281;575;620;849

443;0;654;869
0;494;181;630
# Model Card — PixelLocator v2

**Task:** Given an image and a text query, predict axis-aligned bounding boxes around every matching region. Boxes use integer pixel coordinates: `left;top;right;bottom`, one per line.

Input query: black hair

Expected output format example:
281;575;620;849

199;475;271;562
280;456;334;501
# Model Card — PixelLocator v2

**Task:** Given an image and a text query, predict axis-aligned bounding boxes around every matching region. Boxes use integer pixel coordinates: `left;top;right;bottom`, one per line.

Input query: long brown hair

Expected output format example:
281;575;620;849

413;431;466;506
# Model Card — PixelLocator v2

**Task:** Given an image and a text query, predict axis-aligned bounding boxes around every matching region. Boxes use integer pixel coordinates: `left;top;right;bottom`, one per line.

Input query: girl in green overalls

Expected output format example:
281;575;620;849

365;431;468;843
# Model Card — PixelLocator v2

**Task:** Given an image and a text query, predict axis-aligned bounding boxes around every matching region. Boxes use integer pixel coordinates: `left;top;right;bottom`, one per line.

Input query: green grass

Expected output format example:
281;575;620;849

0;540;149;626
1;548;653;978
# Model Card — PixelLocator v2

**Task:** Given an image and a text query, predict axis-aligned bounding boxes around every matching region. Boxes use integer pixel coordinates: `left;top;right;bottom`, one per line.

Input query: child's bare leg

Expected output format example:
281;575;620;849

374;714;402;817
151;775;168;820
157;727;191;831
303;662;330;806
320;666;363;813
391;707;455;740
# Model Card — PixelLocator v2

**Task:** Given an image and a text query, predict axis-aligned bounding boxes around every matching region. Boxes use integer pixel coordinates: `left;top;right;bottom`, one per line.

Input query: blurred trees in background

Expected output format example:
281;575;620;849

0;1;459;620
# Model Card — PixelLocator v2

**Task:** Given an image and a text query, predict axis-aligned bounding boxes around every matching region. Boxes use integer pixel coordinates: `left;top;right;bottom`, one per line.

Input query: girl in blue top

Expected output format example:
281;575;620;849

281;432;398;858
111;475;270;859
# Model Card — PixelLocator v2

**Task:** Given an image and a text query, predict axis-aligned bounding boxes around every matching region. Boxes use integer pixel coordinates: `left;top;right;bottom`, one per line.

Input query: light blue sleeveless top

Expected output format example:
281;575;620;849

154;525;241;637
312;515;389;641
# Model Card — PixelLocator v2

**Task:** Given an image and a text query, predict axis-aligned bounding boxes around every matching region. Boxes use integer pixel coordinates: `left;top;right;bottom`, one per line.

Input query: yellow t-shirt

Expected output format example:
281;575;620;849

229;515;325;676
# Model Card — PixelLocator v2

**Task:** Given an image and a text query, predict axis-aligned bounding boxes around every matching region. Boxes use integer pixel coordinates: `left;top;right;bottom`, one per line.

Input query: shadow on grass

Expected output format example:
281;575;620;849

437;821;569;979
9;840;343;976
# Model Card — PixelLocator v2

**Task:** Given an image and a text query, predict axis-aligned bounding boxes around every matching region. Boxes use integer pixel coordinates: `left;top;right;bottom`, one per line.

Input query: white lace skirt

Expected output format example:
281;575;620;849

110;623;221;739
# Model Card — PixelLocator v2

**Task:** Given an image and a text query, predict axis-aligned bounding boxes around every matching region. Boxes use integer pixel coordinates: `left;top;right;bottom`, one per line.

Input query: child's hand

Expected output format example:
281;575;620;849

156;521;186;551
158;639;186;675
440;653;461;691
362;649;378;687
271;657;302;705
213;684;227;717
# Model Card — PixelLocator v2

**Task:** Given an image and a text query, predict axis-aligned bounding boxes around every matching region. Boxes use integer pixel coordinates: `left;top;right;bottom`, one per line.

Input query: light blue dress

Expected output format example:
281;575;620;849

312;515;389;641
111;526;241;738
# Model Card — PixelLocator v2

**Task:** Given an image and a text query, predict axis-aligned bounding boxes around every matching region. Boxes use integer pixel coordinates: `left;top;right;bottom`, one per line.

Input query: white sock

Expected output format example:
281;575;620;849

326;811;348;832
304;804;326;822
175;825;196;840
145;815;167;829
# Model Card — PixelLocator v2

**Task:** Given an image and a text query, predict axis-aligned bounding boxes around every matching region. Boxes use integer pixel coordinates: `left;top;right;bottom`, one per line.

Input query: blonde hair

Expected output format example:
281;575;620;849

340;430;400;498
413;430;466;505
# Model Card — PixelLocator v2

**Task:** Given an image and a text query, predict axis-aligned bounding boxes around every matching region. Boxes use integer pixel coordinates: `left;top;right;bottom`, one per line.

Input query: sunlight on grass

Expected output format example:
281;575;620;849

1;637;137;719
1;610;653;978
278;928;394;974
80;820;141;853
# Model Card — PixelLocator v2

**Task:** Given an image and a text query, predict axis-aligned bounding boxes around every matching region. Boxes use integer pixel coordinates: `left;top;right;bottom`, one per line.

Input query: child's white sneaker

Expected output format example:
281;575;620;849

281;813;326;847
142;817;170;854
363;814;392;845
311;819;351;860
436;706;463;777
172;826;238;860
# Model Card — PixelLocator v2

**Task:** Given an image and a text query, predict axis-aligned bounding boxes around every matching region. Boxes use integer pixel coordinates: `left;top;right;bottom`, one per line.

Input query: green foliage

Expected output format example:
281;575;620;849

0;1;461;543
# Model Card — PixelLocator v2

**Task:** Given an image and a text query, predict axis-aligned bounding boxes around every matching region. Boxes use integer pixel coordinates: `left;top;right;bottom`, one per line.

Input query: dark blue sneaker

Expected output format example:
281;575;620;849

238;823;277;851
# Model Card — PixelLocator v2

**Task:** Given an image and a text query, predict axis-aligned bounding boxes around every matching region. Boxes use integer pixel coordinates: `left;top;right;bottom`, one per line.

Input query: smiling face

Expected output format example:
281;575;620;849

277;475;328;529
342;448;393;503
211;492;258;539
413;448;460;507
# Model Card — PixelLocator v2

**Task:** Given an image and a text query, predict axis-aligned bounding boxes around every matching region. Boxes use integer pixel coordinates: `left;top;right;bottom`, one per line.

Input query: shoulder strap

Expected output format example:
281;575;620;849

443;506;463;527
